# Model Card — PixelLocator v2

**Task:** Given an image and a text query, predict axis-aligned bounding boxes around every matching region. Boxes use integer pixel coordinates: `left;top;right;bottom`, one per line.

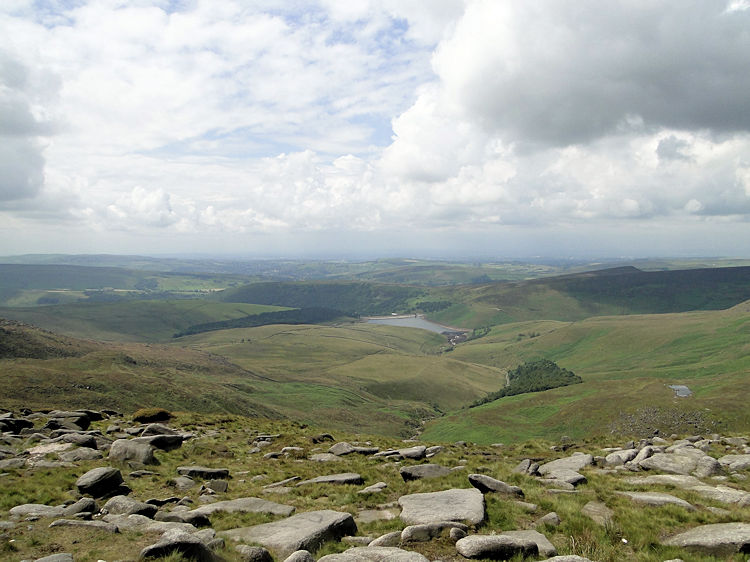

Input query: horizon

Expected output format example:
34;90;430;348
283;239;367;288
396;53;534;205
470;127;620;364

2;1;750;257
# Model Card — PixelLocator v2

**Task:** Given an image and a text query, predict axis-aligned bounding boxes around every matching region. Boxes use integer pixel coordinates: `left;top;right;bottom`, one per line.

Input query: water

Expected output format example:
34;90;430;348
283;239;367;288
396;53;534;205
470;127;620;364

365;316;460;334
668;384;692;397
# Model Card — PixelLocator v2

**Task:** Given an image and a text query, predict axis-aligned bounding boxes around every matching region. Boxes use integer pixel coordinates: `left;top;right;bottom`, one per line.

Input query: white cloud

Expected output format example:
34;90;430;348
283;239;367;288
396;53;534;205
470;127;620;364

1;0;750;257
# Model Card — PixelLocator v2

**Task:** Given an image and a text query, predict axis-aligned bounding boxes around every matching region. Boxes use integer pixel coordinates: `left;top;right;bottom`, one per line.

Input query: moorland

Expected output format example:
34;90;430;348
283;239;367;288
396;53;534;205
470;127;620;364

2;254;750;561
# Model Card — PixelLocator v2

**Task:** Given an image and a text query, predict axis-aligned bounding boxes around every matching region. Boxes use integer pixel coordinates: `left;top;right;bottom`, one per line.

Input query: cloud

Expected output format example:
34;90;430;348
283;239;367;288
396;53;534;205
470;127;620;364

432;0;750;147
2;1;750;257
0;50;58;202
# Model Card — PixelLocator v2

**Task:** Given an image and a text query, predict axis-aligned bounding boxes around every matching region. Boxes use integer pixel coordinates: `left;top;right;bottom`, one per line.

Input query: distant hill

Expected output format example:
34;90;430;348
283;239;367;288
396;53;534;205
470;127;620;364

429;265;750;328
217;281;425;316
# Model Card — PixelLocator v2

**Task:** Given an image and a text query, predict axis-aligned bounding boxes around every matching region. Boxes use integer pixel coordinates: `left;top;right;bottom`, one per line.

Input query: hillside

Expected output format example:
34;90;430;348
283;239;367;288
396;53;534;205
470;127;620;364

0;301;288;342
422;299;750;443
217;281;426;316
428;265;750;328
0;320;280;417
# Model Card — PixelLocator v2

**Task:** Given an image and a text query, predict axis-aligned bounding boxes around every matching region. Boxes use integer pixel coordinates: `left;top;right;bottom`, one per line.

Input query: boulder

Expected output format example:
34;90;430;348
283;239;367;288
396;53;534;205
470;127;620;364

368;531;401;547
581;501;613;526
317;546;430;561
296;473;364;486
283;551;315;562
455;534;538;559
468;474;524;496
109;439;158;465
400;521;467;542
103;495;158;517
398;445;427;460
309;453;342;462
638;452;698;475
662;522;750;556
139;531;221;561
604;448;638;466
543;469;587;487
398;488;485;525
75;467;127;498
58;433;98;449
222;509;357;558
141;423;178;436
501;530;557;557
235;545;274;561
358;481;387;494
155;510;211;527
62;497;98;517
719;454;750;472
133;434;183;451
59;447;103;462
400;464;451;481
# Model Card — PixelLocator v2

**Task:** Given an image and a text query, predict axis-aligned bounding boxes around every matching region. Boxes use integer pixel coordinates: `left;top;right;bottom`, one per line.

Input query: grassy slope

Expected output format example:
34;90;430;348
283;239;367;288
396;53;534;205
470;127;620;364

422;300;750;444
0;301;287;342
177;323;505;435
0;322;279;417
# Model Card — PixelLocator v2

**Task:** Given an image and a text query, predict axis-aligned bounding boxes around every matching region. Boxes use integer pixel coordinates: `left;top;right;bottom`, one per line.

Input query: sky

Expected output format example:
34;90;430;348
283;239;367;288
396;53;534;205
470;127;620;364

2;0;750;259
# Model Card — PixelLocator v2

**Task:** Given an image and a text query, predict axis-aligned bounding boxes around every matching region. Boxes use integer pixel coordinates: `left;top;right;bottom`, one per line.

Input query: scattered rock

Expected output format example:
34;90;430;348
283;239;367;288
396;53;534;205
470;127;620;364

581;501;613;526
616;491;695;510
109;439;158;465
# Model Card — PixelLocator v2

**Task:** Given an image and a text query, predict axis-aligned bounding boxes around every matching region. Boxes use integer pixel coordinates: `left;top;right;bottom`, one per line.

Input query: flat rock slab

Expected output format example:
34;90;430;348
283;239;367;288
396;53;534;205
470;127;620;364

455;534;538;559
468;474;523;496
189;497;295;517
48;519;119;533
398;488;485;525
10;503;65;518
356;508;398;524
317;546;429;561
719;454;750;471
222;509;357;558
310;453;342;462
616;491;695;510
297;473;364;486
689;485;750;505
538;453;593;476
581;501;613;526
400;464;451;481
177;465;229;479
623;474;703;488
501;530;557;557
662;522;750;556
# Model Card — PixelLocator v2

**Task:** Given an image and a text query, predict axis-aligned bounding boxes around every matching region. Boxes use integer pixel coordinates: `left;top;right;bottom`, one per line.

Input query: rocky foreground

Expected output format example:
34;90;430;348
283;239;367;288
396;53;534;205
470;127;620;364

1;409;750;561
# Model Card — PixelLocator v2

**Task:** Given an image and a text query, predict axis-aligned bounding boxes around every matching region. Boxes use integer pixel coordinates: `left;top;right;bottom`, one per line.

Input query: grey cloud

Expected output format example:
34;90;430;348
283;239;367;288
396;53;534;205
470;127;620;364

656;135;693;162
0;51;57;202
439;1;750;147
